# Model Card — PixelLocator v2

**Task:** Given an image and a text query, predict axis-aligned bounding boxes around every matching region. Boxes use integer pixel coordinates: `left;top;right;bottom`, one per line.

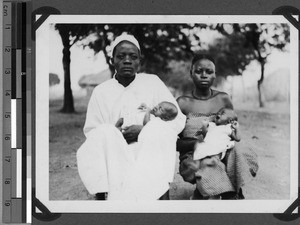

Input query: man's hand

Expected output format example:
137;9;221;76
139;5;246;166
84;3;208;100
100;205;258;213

115;118;124;131
122;125;143;144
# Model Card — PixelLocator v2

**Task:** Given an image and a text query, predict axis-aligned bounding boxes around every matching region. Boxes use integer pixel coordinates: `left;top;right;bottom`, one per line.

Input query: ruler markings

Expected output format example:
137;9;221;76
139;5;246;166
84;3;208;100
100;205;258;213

2;1;12;223
17;99;23;148
27;177;31;223
11;149;17;198
16;50;22;98
3;1;28;223
11;99;17;148
16;149;22;198
20;1;27;223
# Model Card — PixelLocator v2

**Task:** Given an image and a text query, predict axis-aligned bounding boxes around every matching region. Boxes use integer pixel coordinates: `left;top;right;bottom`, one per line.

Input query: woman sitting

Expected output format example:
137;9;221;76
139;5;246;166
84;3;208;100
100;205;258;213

177;53;258;200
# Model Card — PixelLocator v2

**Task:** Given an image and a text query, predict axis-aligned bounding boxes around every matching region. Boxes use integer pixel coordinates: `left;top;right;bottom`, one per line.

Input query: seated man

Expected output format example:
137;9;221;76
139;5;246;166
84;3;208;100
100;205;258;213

77;34;186;200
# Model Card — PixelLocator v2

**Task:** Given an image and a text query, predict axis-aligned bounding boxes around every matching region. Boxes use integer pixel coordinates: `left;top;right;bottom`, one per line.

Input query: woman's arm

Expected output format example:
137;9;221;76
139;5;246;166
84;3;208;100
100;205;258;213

221;92;234;109
176;96;200;155
176;137;198;155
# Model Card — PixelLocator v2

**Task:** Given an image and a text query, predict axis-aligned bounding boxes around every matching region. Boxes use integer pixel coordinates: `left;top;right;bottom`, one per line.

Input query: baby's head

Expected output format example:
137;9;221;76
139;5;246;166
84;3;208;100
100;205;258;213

215;108;238;125
151;101;178;121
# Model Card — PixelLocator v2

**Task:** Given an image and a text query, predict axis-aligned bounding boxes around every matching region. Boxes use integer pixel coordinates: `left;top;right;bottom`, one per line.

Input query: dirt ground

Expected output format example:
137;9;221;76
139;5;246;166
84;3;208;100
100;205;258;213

49;97;291;200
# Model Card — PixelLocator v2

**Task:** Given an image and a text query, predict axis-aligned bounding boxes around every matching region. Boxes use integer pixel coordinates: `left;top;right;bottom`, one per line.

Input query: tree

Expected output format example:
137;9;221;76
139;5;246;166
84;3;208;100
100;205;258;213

55;23;289;110
54;24;101;113
88;24;194;81
54;24;195;113
163;30;254;96
214;23;290;107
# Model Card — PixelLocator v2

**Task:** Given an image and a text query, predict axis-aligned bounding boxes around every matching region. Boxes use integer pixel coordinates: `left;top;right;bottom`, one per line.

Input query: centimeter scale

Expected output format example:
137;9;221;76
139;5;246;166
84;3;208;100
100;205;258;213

2;1;31;223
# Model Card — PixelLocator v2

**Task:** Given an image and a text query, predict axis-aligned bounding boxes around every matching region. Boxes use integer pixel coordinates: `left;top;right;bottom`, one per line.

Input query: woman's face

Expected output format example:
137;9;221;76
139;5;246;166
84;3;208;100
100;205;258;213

190;59;216;89
112;41;141;78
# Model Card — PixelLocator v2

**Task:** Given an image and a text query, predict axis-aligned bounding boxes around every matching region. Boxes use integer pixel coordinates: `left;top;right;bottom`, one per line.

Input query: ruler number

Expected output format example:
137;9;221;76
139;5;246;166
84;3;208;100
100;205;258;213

5;113;10;119
5;157;11;163
4;135;10;141
5;91;11;96
4;200;11;207
5;69;11;75
3;5;8;16
5;47;11;52
4;178;11;185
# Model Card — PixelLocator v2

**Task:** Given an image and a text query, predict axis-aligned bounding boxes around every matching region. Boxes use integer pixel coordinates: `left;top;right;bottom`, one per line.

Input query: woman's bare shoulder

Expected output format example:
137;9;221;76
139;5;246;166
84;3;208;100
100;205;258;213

212;90;234;109
177;94;194;113
212;89;228;97
177;94;194;104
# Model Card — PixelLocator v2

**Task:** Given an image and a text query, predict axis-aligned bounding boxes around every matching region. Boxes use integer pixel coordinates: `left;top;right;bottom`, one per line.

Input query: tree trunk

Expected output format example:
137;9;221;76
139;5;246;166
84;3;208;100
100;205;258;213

257;60;265;108
102;39;115;78
59;27;75;113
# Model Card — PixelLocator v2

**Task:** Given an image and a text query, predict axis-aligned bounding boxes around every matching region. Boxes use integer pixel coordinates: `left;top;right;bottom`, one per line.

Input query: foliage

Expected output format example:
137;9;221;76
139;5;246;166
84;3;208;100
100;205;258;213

54;23;290;110
85;24;195;79
49;73;60;86
212;23;290;107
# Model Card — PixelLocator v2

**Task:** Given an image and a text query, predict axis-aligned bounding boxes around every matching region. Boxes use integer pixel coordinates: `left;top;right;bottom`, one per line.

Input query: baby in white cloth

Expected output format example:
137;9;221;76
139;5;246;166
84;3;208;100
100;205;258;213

193;108;241;160
120;101;178;129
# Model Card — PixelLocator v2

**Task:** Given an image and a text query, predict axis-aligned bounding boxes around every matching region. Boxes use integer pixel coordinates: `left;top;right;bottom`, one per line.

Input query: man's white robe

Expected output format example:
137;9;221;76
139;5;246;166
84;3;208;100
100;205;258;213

77;73;186;200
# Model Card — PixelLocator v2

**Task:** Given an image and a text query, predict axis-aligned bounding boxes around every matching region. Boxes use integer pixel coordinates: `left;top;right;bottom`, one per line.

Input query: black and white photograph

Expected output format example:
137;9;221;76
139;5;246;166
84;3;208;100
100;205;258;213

35;15;298;213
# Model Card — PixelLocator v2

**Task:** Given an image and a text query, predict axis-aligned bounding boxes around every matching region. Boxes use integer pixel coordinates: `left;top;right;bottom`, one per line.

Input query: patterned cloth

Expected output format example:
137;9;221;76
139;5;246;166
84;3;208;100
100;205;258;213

179;113;259;197
195;144;258;196
226;142;259;190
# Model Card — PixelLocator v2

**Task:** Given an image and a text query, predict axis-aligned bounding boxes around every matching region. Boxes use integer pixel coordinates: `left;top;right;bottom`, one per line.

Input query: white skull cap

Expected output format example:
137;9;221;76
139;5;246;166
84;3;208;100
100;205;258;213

111;34;140;56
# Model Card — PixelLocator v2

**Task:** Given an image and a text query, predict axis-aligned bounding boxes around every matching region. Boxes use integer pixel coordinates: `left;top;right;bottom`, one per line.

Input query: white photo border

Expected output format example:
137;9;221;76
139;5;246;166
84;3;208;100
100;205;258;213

35;15;299;213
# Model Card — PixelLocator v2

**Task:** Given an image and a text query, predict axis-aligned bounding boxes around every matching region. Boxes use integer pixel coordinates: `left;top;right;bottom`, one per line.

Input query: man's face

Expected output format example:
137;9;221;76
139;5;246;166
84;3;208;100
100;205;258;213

190;59;216;89
112;41;141;78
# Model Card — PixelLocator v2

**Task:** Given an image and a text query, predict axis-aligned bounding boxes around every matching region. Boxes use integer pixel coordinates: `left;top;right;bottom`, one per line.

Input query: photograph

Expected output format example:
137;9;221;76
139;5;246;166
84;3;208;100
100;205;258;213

35;15;298;213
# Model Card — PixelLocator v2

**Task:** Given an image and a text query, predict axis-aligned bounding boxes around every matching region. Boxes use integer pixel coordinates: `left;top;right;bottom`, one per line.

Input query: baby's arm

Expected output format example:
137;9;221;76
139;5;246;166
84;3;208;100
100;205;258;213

138;103;152;125
230;121;241;142
143;110;151;126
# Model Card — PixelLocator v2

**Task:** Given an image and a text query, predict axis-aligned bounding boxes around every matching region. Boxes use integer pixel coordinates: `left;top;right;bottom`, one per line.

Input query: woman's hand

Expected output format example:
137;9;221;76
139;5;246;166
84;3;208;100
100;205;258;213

122;125;143;144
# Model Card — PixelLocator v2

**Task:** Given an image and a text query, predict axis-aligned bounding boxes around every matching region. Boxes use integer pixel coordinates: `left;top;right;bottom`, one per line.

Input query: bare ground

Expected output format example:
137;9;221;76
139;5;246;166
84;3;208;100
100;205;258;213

49;97;290;200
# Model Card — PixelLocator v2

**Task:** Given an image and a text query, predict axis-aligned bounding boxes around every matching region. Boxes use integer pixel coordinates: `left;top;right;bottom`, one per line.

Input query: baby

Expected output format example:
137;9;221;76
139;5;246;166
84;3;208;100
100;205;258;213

119;101;178;160
138;101;178;125
193;108;241;160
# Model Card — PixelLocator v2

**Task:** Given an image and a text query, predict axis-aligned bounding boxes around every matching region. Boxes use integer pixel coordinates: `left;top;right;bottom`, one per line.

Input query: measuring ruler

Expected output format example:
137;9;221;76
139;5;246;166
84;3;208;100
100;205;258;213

2;1;28;223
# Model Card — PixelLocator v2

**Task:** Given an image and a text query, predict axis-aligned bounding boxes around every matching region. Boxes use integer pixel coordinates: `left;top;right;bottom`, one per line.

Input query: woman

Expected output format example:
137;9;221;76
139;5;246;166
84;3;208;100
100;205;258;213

177;53;258;200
